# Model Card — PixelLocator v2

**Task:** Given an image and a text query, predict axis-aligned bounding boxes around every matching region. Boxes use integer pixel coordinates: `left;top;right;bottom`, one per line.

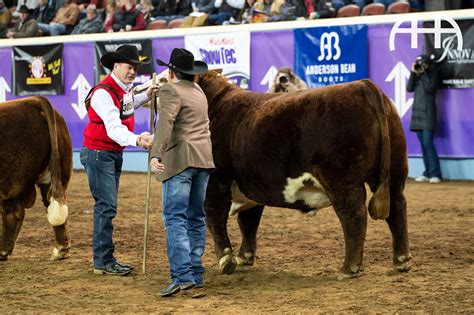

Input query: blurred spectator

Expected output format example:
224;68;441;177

180;0;216;27
207;0;245;25
76;0;103;12
0;0;11;38
38;0;80;36
153;0;193;24
33;0;56;25
409;0;425;11
280;0;330;20
140;0;155;24
103;0;118;27
105;0;145;32
12;0;40;19
6;5;38;38
72;4;104;33
246;0;285;23
331;0;365;11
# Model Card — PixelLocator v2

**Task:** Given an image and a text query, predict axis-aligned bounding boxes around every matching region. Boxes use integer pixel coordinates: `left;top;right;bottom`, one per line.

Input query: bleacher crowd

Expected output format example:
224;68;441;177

0;0;472;38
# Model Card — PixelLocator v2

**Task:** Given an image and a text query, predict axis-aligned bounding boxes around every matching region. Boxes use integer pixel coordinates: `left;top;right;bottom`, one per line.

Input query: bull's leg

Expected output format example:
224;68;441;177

205;171;236;274
0;199;25;261
236;205;264;266
386;186;412;272
39;184;71;261
332;186;367;280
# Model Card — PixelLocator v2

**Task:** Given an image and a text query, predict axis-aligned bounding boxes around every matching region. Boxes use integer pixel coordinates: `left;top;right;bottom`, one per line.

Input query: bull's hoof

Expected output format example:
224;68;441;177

50;246;71;261
337;265;363;280
218;248;237;275
235;252;255;266
393;254;412;273
0;255;8;261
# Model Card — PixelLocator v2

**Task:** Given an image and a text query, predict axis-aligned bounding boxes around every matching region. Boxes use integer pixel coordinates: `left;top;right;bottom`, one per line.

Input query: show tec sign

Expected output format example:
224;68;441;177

185;32;250;88
295;25;368;88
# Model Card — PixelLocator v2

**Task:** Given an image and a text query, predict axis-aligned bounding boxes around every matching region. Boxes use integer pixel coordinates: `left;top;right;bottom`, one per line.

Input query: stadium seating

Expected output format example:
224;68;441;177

168;18;184;28
387;2;410;13
147;19;168;30
336;4;360;17
361;3;386;15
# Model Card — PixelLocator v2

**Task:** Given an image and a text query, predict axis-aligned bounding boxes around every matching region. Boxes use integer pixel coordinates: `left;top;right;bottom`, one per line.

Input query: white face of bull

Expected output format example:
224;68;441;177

283;173;331;212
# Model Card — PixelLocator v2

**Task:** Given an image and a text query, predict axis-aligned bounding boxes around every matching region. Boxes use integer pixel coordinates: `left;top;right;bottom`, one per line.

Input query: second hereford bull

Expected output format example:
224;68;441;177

197;71;411;279
0;96;72;261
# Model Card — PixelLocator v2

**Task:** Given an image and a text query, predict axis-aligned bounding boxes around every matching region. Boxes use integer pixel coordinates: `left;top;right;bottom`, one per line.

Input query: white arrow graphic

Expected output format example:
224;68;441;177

71;73;92;119
260;66;278;89
385;61;413;118
0;76;11;102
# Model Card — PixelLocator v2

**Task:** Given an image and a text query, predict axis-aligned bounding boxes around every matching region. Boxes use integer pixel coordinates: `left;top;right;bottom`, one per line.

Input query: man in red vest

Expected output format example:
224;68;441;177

80;44;158;276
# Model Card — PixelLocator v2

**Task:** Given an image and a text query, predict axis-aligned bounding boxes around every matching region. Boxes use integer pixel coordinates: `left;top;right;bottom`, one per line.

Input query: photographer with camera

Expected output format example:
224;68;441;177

267;67;308;93
407;54;442;184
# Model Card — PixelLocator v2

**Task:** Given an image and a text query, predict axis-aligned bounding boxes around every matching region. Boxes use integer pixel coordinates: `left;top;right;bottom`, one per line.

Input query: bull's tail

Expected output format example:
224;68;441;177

34;96;65;204
362;80;391;220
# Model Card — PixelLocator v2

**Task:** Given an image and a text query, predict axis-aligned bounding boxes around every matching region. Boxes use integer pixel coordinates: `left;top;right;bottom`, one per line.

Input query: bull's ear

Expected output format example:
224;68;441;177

210;68;223;74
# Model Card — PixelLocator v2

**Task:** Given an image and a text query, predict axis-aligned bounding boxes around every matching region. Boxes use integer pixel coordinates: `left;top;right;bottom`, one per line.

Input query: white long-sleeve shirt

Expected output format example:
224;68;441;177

90;73;149;147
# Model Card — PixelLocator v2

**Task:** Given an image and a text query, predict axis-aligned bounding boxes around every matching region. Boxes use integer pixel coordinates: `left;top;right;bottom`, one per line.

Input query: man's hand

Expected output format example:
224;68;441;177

146;84;160;99
137;132;153;149
150;157;165;174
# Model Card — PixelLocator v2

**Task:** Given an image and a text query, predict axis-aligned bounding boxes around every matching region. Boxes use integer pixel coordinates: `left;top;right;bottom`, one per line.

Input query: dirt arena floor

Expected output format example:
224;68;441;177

1;171;473;313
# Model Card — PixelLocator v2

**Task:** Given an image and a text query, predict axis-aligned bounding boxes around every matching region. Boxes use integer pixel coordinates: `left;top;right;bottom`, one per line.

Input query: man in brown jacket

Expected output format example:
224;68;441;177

150;48;214;297
37;0;79;36
6;5;38;38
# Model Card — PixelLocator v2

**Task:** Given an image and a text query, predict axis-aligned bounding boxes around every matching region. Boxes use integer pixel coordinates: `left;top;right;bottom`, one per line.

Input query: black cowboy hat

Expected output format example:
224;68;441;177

156;48;208;75
18;5;33;14
101;45;150;70
416;54;436;64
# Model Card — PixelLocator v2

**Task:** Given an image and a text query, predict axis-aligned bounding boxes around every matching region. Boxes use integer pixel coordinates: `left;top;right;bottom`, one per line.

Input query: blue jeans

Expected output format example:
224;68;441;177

416;130;442;178
162;167;210;286
80;147;123;269
38;22;67;36
332;0;365;10
373;0;395;8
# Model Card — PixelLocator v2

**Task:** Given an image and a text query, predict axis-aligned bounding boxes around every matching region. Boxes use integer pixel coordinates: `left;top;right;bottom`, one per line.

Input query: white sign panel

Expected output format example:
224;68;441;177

185;32;251;89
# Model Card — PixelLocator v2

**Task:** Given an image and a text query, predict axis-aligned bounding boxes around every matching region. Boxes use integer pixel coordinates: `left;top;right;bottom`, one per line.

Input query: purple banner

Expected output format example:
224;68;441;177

250;30;294;92
368;24;474;158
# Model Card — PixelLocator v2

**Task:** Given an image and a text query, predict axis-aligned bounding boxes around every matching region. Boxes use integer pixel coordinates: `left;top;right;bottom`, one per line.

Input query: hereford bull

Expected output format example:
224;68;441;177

0;96;72;261
197;71;411;279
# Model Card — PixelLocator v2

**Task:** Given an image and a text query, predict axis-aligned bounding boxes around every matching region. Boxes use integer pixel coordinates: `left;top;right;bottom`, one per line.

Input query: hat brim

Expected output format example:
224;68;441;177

101;52;150;70
156;58;208;75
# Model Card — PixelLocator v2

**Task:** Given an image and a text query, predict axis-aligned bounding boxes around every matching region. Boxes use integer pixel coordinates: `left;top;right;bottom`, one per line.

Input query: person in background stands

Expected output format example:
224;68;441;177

180;0;216;28
245;0;285;23
71;4;104;34
207;0;245;25
80;45;159;276
152;0;193;26
104;0;145;32
280;0;331;20
0;0;11;38
6;5;38;38
407;54;442;184
33;0;56;26
37;0;80;36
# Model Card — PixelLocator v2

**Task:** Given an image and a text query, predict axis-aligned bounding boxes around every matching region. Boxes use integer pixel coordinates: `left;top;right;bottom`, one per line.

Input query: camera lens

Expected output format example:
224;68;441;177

279;76;288;84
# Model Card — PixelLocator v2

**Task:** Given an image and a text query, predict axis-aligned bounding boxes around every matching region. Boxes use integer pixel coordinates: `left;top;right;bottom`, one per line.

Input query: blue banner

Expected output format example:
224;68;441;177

294;25;368;87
